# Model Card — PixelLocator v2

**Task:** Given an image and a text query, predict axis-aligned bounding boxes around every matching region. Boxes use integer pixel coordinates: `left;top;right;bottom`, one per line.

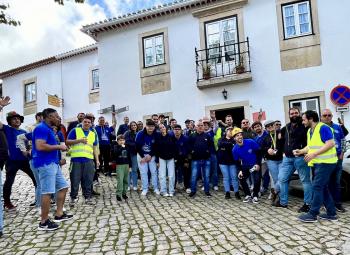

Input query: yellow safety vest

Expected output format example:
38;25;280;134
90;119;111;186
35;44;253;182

70;128;96;159
307;122;337;167
214;128;222;151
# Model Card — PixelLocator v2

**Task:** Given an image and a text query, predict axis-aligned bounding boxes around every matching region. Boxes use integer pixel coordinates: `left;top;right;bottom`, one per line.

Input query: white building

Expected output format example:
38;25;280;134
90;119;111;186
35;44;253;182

0;45;100;128
2;0;350;128
81;0;350;127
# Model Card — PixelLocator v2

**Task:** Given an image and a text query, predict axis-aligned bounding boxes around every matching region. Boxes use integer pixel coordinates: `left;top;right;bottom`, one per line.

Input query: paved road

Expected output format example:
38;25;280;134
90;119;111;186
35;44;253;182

1;166;350;255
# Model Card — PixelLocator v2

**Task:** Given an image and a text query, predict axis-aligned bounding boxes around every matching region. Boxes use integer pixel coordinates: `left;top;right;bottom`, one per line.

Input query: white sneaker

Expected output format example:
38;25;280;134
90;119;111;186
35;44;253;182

214;186;219;191
243;195;251;203
169;193;174;197
201;187;204;191
252;197;259;204
162;193;169;197
186;188;191;194
133;187;138;191
154;189;160;195
141;190;148;196
127;187;131;191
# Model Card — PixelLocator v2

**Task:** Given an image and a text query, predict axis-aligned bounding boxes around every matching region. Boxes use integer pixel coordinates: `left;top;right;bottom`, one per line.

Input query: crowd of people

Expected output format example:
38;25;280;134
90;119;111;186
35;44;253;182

0;95;347;234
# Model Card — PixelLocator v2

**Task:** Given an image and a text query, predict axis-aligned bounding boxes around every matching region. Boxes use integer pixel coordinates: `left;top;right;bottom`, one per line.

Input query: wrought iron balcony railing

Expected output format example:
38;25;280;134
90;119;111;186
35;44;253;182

195;38;251;82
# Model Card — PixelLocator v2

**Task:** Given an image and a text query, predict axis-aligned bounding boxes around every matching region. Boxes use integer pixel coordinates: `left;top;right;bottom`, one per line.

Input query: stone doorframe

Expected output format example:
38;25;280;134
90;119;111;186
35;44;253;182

205;100;250;120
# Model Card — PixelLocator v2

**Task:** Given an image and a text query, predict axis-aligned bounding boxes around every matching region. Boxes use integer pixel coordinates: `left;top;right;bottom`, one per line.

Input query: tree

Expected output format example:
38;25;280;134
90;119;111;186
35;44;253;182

0;0;85;26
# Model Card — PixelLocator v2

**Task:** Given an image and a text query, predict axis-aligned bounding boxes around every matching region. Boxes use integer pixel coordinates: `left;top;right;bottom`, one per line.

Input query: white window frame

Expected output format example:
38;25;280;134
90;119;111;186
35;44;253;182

24;82;36;103
282;1;312;39
143;34;165;68
289;96;320;115
91;69;99;91
205;16;238;64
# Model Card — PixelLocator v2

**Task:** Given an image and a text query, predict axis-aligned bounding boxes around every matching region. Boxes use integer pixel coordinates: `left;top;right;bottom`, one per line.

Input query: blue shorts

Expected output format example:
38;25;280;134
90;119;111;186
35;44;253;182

38;163;69;194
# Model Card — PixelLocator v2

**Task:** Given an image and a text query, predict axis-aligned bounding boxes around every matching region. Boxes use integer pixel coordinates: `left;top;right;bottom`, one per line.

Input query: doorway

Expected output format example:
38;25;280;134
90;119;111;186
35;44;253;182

215;106;245;127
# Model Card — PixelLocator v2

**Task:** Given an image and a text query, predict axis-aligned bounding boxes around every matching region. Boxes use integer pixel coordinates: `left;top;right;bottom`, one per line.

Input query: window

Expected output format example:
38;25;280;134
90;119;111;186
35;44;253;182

143;34;165;67
289;97;320;115
92;69;99;90
205;17;238;63
282;1;312;39
24;82;36;103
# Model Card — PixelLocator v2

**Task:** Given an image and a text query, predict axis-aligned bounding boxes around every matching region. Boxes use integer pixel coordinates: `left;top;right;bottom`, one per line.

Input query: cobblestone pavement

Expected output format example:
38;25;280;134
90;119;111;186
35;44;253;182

1;165;350;255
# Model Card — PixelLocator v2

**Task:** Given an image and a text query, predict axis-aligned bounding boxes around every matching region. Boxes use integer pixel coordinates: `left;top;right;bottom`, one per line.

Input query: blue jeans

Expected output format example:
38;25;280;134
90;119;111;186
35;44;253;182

309;163;337;217
266;160;282;192
29;160;41;208
137;155;158;192
159;158;175;194
191;160;210;193
210;154;218;187
278;156;312;206
128;154;138;188
329;159;342;206
219;164;239;192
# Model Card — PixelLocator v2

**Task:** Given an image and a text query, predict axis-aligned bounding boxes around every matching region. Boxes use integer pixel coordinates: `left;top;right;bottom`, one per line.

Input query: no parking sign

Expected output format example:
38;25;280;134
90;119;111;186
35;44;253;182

330;84;350;106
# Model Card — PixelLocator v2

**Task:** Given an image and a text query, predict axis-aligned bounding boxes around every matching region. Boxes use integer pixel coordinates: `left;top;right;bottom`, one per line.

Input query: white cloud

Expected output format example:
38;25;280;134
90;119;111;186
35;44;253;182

0;0;107;72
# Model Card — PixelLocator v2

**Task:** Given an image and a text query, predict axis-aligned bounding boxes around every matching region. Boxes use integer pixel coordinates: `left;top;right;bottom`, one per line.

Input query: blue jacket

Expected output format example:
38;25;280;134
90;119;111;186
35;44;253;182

124;130;137;155
188;132;214;160
135;129;159;158
174;134;190;161
330;122;345;156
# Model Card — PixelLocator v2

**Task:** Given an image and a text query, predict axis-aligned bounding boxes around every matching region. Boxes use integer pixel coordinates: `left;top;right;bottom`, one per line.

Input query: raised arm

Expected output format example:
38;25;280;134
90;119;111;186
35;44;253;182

0;96;11;130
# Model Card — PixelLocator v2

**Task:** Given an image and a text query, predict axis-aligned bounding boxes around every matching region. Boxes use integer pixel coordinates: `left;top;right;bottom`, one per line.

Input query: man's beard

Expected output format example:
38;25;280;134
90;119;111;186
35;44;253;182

290;116;301;123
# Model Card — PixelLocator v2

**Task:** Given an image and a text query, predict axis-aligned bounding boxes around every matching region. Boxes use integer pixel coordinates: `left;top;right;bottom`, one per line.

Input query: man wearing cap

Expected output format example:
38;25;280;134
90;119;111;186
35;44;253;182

261;120;283;203
0;108;37;210
135;119;160;196
232;127;261;203
241;119;257;139
183;119;194;136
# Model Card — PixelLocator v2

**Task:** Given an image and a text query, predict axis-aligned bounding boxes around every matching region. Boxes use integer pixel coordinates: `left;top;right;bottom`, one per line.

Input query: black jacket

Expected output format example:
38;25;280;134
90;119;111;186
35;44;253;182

261;131;283;161
111;143;131;166
124;130;137;155
155;133;177;160
281;121;308;157
217;137;236;165
188;132;213;160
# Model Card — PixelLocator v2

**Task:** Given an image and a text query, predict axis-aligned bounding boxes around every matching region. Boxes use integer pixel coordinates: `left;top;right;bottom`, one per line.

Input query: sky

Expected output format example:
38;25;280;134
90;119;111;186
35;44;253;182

0;0;174;72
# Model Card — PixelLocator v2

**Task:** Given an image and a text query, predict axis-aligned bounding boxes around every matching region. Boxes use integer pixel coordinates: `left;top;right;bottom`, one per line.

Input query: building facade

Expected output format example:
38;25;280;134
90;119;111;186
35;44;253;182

1;0;350;129
0;45;100;128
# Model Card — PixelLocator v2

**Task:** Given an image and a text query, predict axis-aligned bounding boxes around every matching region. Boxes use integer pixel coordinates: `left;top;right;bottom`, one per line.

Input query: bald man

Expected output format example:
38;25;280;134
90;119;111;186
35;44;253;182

321;109;347;213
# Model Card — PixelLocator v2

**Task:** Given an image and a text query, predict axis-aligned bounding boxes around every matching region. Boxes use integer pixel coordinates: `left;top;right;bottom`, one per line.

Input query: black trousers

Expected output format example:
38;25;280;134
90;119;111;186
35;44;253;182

175;159;191;189
98;144;111;174
239;167;262;197
3;159;37;204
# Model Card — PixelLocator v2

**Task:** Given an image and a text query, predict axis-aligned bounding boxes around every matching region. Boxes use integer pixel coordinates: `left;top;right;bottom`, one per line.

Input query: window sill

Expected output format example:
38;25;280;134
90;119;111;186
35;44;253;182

90;89;100;94
23;101;37;115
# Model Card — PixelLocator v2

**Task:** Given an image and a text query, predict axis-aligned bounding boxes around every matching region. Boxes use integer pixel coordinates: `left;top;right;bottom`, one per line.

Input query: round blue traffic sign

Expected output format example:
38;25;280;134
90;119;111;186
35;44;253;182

330;85;350;106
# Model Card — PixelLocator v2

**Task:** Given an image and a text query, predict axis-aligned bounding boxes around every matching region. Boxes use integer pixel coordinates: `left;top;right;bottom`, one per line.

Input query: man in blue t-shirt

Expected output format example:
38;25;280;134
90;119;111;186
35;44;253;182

321;109;347;213
32;108;73;231
232;127;262;204
0;110;37;211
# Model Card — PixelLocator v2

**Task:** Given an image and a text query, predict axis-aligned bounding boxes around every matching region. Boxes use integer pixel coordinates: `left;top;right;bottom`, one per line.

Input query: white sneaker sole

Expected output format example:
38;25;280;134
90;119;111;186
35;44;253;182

53;216;74;223
38;226;59;231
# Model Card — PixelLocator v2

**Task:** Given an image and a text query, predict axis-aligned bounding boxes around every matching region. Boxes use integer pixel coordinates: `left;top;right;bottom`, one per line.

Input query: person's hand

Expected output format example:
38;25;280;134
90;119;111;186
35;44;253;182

156;163;160;169
254;164;260;171
0;96;11;107
144;155;152;162
140;158;146;164
59;144;68;151
210;110;216;120
184;162;189;168
22;151;30;157
80;137;88;144
238;171;243;179
267;148;275;156
112;112;116;116
96;161;100;168
129;168;132;173
293;149;302;156
59;159;66;166
304;152;317;163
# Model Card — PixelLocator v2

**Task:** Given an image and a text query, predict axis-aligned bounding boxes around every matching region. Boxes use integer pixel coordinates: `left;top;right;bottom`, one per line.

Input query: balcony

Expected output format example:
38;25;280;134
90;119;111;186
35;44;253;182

195;38;252;89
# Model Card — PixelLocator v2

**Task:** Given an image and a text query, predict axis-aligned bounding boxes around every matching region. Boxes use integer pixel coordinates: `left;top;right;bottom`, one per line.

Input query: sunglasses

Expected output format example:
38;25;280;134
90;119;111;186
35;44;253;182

275;123;281;126
241;122;249;124
322;114;332;117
